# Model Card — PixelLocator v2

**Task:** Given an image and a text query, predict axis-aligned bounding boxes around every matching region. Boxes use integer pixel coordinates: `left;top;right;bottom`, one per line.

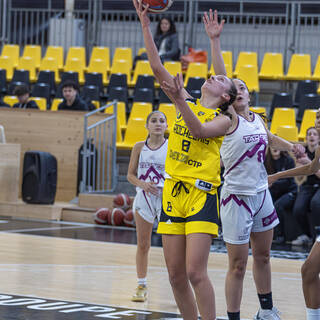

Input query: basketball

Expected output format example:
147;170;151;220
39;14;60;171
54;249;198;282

124;209;136;227
113;193;131;210
138;0;173;13
110;208;125;226
93;208;111;225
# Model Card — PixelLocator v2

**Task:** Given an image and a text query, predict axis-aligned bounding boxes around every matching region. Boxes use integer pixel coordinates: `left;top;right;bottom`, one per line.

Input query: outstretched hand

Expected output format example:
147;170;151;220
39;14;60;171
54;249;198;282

292;143;306;159
268;174;278;187
161;73;185;101
203;9;225;40
132;0;150;28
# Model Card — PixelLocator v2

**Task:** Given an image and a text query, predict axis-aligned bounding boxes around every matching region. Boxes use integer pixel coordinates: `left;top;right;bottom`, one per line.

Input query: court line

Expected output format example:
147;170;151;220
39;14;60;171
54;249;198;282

0;225;94;233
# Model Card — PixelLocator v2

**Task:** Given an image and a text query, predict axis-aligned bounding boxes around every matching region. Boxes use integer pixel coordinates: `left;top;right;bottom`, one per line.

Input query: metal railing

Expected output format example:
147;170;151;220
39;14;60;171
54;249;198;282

1;0;320;68
80;100;117;194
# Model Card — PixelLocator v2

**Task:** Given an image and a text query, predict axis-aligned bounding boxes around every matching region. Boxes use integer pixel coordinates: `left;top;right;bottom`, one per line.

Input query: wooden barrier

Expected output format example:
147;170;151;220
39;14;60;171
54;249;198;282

0;143;20;202
0;109;112;201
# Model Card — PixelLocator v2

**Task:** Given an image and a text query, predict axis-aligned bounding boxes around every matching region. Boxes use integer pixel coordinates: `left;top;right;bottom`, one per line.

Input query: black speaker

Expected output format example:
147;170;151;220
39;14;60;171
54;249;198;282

22;151;57;204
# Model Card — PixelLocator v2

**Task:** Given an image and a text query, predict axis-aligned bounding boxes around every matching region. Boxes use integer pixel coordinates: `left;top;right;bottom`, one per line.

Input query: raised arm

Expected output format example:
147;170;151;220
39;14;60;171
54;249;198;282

161;73;231;138
204;9;226;76
268;146;320;185
133;0;190;103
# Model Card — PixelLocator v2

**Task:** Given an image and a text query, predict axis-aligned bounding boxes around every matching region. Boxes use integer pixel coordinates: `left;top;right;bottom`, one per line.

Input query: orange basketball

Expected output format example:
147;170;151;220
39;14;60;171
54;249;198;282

113;193;131;210
93;208;111;225
110;208;125;226
124;209;136;227
138;0;173;13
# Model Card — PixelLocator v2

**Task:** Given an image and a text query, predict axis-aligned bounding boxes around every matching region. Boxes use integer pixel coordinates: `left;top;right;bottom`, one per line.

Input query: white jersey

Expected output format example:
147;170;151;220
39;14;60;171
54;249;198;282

136;139;168;193
220;113;268;195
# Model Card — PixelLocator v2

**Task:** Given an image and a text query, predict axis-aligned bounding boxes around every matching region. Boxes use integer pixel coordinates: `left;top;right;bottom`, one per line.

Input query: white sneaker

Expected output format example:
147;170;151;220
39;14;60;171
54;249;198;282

291;234;313;246
254;307;281;319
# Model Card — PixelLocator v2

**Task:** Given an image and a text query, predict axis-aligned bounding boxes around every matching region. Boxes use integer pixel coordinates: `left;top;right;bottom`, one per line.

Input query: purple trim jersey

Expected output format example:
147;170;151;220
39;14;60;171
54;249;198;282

136;139;168;193
220;113;268;195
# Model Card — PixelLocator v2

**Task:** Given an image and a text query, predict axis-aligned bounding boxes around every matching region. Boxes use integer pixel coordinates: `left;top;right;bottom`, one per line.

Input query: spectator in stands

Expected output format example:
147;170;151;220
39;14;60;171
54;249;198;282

134;16;180;66
58;80;89;111
291;126;320;245
12;85;39;109
264;147;298;243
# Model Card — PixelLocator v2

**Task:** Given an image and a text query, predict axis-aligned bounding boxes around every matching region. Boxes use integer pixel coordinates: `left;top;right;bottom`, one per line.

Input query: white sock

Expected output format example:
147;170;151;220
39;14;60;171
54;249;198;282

306;307;320;320
137;277;147;286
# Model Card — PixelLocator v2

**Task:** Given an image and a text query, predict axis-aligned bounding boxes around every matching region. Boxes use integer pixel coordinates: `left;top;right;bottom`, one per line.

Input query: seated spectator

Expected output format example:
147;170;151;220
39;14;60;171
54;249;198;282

134;17;180;66
264;147;298;243
58;81;89;111
292;126;320;245
12;85;39;109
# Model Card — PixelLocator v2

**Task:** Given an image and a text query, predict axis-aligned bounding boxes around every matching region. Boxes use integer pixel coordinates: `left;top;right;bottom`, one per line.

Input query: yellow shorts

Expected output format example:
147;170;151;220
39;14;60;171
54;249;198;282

157;179;220;236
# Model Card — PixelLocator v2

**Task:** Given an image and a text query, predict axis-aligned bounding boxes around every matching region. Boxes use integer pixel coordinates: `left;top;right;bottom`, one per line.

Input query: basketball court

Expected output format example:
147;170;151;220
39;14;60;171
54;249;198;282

0;216;308;320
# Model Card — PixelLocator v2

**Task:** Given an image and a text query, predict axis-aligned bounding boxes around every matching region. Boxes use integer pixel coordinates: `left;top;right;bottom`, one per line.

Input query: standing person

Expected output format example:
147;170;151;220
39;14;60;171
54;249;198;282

291;126;320;245
264;148;298;243
133;1;237;319
171;9;304;320
268;109;320;320
127;111;168;302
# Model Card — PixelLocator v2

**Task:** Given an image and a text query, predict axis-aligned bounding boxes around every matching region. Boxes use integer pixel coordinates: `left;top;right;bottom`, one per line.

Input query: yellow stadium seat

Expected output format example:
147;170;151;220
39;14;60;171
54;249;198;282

137;47;147;56
40;57;60;82
89;47;110;74
184;62;208;87
249;106;267;116
110;59;131;85
259;52;284;80
129;102;152;121
65;47;86;70
117;118;148;150
318;85;320;95
44;46;64;70
17;56;37;82
50;98;63;111
209;51;233;78
64;58;85;84
3;96;18;106
164;61;182;76
130;60;154;86
105;101;127;131
270;108;296;134
30;97;47;111
276;125;298;142
92;101;100;109
158;103;177;132
116;118;123;144
1;44;20;68
285;54;311;80
87;58;108;85
23;45;42;69
298;109;318;141
234;51;257;77
0;56;14;81
311;55;320;81
112;47;133;70
237;65;259;92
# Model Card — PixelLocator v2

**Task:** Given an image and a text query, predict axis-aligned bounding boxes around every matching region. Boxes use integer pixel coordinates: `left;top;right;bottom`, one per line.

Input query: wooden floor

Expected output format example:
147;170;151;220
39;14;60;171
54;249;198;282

0;226;306;320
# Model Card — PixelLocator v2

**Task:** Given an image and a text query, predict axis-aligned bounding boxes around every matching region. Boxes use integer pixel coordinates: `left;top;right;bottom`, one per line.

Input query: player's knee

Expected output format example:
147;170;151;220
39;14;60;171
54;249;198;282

137;239;151;254
229;260;247;279
253;250;270;266
301;260;316;284
168;268;186;288
187;267;206;286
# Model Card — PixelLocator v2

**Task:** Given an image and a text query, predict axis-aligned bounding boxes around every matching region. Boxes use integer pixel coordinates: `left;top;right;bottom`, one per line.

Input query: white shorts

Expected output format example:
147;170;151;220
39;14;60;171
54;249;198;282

317;236;320;242
132;189;162;224
220;188;279;244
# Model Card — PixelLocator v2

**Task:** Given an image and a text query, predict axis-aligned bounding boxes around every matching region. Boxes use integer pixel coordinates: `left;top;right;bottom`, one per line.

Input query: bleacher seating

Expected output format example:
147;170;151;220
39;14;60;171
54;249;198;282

270;108;296;134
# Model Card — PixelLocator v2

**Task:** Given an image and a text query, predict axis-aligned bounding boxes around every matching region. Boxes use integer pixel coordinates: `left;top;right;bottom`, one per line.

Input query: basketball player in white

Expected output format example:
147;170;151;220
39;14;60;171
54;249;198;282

127;111;168;302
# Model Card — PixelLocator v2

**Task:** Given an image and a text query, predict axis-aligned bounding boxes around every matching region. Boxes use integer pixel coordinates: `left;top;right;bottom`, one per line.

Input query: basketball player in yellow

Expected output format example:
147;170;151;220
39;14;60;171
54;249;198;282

133;1;237;319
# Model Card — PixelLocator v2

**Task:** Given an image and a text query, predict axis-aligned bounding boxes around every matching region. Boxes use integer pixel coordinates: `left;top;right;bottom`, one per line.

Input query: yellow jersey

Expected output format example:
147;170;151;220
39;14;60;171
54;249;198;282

165;99;224;193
